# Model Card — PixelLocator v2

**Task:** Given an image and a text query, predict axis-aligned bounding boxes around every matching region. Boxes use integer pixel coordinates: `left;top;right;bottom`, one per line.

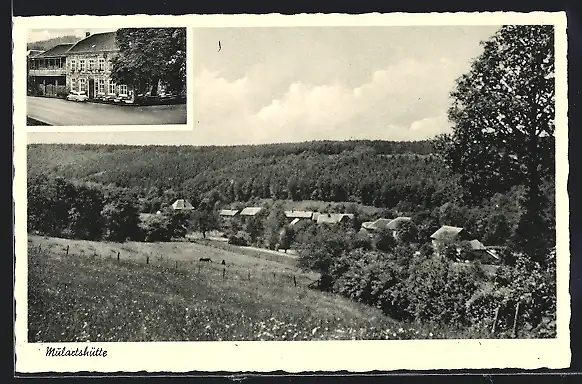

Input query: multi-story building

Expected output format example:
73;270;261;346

28;44;72;96
66;31;134;102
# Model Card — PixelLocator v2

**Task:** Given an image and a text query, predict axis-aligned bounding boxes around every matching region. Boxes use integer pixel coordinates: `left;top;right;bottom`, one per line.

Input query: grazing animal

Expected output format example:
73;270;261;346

221;260;226;265
199;257;212;262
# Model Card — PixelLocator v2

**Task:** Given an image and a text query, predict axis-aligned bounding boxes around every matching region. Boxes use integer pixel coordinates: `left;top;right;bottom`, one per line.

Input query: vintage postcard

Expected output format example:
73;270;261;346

13;12;570;374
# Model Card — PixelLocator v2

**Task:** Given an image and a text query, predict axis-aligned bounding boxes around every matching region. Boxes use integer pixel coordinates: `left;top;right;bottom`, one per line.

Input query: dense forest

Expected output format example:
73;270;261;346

27;138;554;249
27;35;81;51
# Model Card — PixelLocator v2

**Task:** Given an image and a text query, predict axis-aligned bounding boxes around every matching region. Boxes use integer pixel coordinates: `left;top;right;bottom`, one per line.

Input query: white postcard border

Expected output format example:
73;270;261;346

13;11;570;373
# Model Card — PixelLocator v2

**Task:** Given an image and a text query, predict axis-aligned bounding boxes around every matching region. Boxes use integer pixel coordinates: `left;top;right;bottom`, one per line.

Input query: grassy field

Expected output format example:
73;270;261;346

27;235;495;342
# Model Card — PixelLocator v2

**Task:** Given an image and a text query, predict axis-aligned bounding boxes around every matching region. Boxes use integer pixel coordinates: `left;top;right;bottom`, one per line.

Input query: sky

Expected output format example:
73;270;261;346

27;28;117;43
27;25;501;146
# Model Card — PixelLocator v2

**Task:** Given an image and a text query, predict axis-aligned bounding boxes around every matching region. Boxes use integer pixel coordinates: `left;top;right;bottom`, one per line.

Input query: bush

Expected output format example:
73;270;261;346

228;231;251;246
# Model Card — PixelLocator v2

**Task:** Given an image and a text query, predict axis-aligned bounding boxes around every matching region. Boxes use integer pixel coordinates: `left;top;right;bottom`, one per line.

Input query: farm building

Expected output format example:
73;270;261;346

316;213;354;225
171;199;194;210
430;225;489;259
240;207;263;217
360;217;412;238
219;209;239;218
284;210;314;219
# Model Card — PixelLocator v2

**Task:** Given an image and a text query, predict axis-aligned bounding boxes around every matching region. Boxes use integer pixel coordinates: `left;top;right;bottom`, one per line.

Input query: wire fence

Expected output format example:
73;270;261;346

32;243;317;290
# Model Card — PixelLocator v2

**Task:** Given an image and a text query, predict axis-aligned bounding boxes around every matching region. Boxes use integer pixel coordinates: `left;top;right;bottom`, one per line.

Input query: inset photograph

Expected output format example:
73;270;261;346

26;28;187;126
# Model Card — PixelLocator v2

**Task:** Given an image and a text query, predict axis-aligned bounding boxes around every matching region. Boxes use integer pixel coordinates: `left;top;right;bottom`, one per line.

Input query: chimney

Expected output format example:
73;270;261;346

85;32;91;37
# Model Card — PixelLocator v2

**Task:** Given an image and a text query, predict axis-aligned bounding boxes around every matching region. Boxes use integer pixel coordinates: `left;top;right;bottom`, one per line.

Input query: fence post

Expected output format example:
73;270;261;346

248;271;251;281
293;276;297;287
512;302;521;338
223;268;226;279
175;260;178;269
491;305;500;334
66;245;69;257
38;244;41;252
146;256;149;265
117;251;120;261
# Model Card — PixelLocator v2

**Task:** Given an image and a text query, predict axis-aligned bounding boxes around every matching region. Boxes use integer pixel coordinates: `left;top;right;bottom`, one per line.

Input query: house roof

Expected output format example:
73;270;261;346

361;221;375;230
430;225;467;241
240;207;263;216
311;212;322;221
289;218;301;226
34;44;74;58
316;213;354;224
219;209;239;216
27;49;44;58
386;216;412;230
284;210;313;219
67;31;118;54
468;239;487;251
171;199;194;210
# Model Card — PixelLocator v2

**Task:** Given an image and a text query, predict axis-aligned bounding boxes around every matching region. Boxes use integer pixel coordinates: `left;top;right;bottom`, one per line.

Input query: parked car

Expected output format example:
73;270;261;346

66;91;88;102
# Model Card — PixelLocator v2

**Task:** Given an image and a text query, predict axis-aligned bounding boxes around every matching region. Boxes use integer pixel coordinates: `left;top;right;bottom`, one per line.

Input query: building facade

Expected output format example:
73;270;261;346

65;32;134;102
28;44;72;96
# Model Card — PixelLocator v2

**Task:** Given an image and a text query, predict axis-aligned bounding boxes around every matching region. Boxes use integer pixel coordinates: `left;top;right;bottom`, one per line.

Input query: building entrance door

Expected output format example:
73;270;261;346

88;79;95;99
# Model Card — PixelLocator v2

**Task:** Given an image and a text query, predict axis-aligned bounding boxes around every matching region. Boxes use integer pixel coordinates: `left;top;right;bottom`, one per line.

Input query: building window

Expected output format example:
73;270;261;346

98;58;105;71
79;78;86;92
79;59;85;72
118;84;128;95
70;80;76;92
108;80;116;94
70;59;76;71
88;59;95;71
98;79;105;94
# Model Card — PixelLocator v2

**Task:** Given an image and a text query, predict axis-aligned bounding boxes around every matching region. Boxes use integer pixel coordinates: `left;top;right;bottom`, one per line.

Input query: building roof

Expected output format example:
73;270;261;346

386;216;412;230
34;44;74;58
219;209;239;217
316;213;354;225
67;31;118;54
467;239;487;251
311;212;322;221
430;225;470;241
27;49;44;58
361;221;375;230
240;207;263;216
284;210;313;219
171;199;194;210
289;218;301;226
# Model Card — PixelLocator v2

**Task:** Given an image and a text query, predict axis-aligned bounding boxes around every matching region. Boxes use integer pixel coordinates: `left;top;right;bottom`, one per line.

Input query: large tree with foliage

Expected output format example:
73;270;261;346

110;28;186;96
436;25;555;263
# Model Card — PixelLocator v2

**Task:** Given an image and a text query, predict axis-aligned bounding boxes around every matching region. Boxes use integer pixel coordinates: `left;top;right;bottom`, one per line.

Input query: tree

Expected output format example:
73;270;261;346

110;28;186;96
264;202;287;249
278;226;296;253
101;193;141;242
437;25;555;263
396;220;419;244
192;200;218;239
373;228;396;253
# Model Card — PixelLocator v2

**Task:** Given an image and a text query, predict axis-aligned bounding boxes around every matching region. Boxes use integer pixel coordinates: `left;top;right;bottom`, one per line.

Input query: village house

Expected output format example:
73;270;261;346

28;44;73;97
430;225;499;263
284;210;314;224
219;209;239;218
360;216;412;239
171;199;194;210
316;213;355;225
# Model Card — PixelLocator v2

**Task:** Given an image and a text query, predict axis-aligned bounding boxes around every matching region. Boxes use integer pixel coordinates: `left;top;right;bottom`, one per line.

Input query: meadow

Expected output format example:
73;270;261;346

27;235;490;343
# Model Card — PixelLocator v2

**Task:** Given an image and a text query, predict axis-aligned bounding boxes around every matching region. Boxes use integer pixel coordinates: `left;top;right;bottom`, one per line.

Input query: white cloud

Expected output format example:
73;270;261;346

192;57;459;144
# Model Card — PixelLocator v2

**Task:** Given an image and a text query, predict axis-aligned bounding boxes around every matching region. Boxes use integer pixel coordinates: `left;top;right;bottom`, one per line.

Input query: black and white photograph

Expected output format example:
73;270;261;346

14;13;569;373
26;27;187;126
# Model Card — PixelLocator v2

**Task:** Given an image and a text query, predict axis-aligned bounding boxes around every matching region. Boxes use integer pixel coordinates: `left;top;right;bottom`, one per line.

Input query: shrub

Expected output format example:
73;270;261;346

228;231;251;246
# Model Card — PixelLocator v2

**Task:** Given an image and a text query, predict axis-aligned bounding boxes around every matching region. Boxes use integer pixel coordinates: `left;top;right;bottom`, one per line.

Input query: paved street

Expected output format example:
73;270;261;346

27;96;187;126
